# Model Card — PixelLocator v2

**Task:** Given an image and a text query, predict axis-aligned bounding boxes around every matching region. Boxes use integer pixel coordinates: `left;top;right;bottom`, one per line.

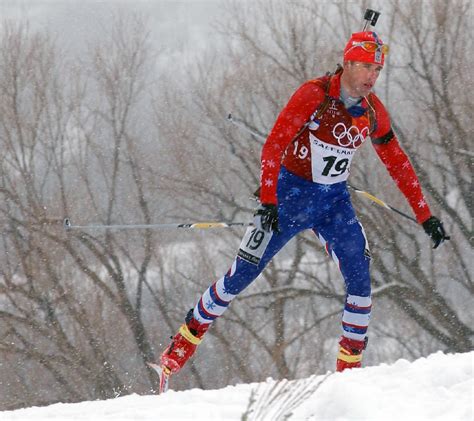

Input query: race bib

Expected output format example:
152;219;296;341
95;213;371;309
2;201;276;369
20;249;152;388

309;133;356;184
238;225;273;265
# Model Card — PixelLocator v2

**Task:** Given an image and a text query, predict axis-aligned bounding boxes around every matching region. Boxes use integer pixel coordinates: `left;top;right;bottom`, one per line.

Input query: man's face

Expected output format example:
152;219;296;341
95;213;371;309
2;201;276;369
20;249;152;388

342;61;383;97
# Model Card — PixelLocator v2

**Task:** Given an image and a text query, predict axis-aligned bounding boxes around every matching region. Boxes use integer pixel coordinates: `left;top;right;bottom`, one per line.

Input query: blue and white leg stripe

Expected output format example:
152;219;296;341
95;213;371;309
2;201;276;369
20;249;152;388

342;294;372;341
193;276;236;324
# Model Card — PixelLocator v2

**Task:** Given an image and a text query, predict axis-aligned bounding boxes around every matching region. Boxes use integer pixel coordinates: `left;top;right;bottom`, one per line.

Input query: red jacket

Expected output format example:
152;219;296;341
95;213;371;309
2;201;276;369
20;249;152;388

260;71;431;224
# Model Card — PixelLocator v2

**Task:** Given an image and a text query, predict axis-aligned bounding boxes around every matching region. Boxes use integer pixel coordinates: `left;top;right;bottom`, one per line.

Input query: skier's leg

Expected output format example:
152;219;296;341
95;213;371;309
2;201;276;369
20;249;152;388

190;227;292;327
160;226;299;373
313;197;372;371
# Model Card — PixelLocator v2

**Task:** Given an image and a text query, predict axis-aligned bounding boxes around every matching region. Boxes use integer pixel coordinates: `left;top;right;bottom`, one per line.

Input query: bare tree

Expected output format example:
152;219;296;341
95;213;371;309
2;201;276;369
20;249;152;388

0;15;177;409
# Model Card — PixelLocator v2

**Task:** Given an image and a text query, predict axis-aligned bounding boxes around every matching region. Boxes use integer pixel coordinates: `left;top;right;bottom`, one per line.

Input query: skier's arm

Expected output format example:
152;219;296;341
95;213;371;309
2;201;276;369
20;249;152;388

370;98;432;224
260;82;325;205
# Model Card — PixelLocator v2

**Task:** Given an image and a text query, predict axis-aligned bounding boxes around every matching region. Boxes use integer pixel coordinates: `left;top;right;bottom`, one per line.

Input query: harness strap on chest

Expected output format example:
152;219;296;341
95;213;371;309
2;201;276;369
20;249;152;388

313;77;333;120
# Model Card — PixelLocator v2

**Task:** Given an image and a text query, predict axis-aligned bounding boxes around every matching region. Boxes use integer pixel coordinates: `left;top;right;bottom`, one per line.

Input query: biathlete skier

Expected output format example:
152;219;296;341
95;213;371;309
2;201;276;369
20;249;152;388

159;30;449;375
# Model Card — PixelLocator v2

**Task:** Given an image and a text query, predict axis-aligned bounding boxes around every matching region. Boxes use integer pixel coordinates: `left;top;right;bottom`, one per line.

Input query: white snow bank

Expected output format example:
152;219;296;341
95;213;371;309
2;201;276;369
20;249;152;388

2;351;473;421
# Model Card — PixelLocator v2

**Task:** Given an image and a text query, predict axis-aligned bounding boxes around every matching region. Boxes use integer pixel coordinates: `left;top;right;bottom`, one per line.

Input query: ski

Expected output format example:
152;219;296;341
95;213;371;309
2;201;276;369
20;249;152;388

147;362;171;394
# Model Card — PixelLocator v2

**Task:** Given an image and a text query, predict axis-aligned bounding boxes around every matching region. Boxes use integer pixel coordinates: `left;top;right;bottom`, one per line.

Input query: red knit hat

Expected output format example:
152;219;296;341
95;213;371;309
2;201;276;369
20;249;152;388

343;31;387;66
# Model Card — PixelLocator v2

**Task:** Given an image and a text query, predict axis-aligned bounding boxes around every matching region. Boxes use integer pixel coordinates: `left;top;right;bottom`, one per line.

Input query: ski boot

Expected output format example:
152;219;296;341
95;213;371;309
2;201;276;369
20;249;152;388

160;309;209;374
336;336;368;372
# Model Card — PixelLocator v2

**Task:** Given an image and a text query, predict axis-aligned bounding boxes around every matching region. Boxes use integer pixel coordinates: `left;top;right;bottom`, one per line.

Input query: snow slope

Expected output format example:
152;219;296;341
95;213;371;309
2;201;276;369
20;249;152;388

2;351;472;421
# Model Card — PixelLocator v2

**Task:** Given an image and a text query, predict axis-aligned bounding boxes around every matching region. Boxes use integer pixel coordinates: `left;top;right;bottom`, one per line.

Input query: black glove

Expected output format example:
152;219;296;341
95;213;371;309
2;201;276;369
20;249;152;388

422;216;450;249
255;203;279;233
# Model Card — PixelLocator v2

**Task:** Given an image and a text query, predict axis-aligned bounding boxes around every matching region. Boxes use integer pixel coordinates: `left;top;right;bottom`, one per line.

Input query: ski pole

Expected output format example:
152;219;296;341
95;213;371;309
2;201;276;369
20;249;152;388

63;218;253;231
227;113;419;224
227;114;266;142
347;186;417;223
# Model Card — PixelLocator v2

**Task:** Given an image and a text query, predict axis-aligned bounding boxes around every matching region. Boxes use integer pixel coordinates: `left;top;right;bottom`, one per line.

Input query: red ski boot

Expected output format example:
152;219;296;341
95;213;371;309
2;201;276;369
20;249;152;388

336;336;367;372
160;311;209;374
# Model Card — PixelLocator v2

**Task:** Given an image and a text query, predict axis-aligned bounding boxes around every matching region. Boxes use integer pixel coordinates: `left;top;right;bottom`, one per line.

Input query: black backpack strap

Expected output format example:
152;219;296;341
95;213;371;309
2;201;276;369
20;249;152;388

372;128;394;144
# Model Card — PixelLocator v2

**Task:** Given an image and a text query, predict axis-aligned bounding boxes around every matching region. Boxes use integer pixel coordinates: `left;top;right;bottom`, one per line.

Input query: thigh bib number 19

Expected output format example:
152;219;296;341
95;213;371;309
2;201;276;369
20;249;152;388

238;226;273;265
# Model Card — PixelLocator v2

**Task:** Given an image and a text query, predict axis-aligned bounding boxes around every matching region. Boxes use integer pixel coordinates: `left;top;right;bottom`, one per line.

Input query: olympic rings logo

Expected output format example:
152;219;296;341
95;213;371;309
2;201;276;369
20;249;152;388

332;122;369;147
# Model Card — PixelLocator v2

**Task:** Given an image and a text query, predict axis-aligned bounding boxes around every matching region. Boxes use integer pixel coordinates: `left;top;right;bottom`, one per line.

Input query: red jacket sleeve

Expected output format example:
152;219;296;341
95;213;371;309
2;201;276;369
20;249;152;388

260;81;325;204
370;95;432;224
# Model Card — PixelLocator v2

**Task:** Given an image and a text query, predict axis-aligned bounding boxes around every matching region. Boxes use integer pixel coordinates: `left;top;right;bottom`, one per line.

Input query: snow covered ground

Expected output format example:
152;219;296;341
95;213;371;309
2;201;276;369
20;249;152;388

2;351;472;421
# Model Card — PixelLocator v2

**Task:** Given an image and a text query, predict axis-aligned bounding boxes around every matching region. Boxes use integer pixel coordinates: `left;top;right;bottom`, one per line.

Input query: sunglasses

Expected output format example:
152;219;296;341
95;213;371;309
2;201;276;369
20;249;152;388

350;41;389;55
